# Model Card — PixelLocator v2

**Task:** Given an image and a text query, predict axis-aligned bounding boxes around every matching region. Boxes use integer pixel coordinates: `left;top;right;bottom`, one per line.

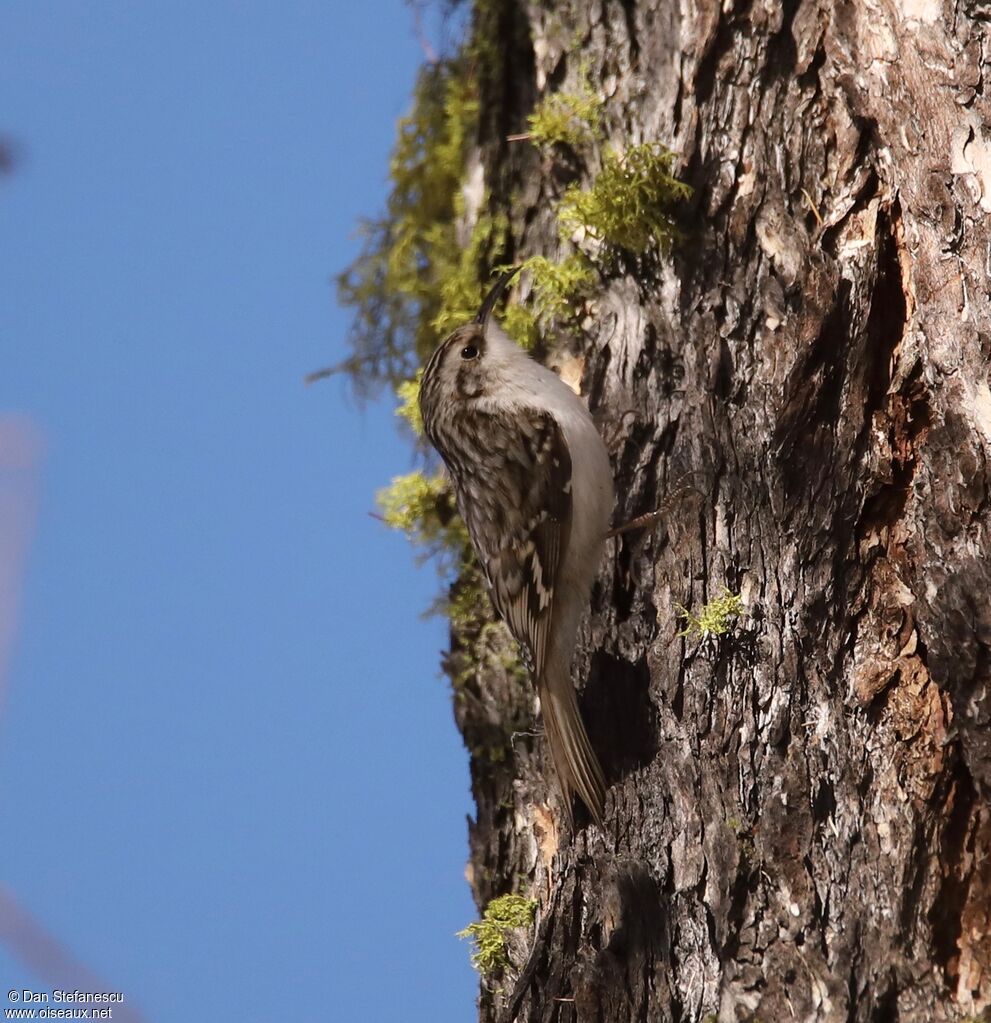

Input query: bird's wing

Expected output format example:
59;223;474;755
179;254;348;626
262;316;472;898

454;408;573;679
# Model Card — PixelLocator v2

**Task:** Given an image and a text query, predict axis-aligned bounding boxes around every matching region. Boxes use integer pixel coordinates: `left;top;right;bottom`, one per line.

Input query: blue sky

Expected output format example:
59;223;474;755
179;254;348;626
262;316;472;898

0;3;477;1020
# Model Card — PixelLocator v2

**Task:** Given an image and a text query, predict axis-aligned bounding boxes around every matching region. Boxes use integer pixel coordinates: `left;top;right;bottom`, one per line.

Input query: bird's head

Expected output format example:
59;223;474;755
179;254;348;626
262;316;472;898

419;267;521;425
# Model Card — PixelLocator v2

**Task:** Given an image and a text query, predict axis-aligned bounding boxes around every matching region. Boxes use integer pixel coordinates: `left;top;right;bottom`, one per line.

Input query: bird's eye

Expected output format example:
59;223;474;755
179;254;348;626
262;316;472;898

460;344;479;360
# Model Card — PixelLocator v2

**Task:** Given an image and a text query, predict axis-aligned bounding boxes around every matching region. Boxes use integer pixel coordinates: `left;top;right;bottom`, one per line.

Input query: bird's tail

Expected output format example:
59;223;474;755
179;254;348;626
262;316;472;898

539;659;606;825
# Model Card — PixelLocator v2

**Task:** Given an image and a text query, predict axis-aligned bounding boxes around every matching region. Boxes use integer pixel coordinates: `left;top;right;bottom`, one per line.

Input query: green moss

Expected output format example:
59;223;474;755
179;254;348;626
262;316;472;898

559;142;691;256
468;729;513;765
394;370;424;436
457;894;537;975
335;58;480;394
677;588;745;640
449;598;524;691
335;6;545;396
376;471;466;556
447;564;493;633
528;73;603;150
521;253;596;325
432;211;516;337
334;40;624;403
501;304;539;349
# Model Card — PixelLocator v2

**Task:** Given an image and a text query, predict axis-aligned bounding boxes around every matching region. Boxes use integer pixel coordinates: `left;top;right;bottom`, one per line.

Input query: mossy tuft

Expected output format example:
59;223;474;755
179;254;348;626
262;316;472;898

677;588;745;640
519;253;596;325
559;142;691;255
457;894;537;975
335;59;480;395
376;471;466;556
528;73;604;150
394;369;424;437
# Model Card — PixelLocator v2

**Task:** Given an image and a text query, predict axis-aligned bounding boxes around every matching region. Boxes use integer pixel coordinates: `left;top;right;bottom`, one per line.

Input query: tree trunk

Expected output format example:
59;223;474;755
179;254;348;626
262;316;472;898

452;1;991;1021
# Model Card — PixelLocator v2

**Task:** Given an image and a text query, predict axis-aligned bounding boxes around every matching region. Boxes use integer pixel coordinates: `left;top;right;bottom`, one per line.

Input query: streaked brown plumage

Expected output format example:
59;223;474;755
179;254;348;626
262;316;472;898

419;270;613;823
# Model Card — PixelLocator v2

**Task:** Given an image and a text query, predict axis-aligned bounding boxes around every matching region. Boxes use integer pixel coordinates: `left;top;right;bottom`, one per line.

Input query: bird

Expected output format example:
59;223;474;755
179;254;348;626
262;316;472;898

419;267;614;824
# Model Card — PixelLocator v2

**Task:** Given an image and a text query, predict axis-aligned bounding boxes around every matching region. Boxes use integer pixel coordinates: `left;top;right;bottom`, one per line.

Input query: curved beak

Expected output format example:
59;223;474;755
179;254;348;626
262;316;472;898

475;266;522;327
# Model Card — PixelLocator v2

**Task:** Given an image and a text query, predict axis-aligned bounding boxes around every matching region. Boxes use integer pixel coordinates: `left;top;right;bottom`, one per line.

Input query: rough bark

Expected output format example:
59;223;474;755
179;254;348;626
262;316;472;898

452;1;991;1021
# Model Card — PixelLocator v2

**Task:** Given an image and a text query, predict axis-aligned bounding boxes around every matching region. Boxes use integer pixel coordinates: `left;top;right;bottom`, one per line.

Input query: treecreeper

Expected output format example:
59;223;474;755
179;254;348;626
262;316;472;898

419;268;614;824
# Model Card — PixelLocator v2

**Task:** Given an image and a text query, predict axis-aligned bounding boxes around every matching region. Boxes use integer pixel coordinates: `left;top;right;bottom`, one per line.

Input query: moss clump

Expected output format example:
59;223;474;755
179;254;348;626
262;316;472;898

559;142;691;256
677;588;745;640
447;563;492;633
457;894;537;975
430;211;533;344
527;74;603;150
336;44;533;400
499;300;540;351
376;471;466;557
446;560;525;695
394;369;424;437
521;253;596;325
335;59;480;395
